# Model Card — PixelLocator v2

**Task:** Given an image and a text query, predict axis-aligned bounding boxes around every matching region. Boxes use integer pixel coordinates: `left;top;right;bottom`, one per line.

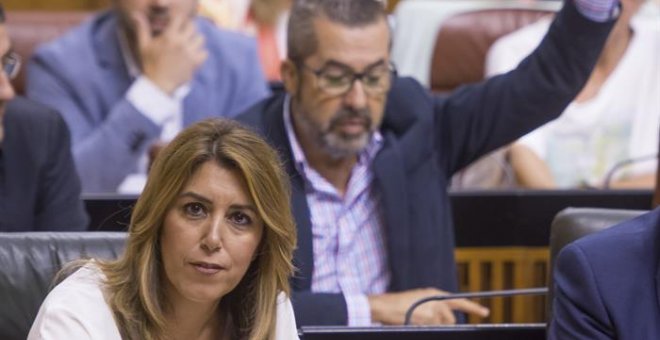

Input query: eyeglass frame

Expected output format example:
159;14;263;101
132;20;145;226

2;51;21;80
298;60;397;97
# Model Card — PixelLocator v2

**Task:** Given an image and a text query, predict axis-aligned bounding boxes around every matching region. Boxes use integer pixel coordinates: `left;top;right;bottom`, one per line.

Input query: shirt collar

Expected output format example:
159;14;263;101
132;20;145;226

282;95;384;177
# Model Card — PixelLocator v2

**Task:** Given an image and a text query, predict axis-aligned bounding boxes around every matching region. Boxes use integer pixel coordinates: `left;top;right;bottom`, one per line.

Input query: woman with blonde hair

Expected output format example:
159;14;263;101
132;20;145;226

28;118;299;340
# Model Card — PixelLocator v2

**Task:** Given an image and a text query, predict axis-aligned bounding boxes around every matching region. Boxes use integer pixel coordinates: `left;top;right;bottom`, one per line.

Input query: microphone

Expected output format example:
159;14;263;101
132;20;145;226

403;287;548;326
603;153;658;189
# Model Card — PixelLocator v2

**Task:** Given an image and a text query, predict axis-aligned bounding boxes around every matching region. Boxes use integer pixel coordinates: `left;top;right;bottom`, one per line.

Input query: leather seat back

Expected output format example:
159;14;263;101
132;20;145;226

546;208;647;322
0;232;126;340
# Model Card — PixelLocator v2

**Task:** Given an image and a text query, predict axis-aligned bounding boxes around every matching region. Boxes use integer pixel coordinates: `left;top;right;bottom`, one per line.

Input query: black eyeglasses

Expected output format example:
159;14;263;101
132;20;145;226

301;61;396;97
2;51;21;80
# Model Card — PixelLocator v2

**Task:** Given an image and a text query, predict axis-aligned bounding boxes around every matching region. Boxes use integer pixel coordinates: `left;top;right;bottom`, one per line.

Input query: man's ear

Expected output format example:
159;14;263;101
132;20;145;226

281;59;299;95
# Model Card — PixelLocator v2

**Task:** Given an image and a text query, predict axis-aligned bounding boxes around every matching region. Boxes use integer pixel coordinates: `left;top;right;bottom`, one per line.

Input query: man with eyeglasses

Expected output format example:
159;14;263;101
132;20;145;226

238;0;620;328
0;5;88;231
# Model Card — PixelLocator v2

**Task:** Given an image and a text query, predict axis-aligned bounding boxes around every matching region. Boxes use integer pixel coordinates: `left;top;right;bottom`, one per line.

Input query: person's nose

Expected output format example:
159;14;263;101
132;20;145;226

0;71;16;102
200;216;224;253
343;79;368;110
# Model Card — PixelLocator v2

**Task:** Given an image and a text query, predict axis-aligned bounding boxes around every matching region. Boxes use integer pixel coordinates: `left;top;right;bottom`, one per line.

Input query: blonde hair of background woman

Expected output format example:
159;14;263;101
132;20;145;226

97;118;297;340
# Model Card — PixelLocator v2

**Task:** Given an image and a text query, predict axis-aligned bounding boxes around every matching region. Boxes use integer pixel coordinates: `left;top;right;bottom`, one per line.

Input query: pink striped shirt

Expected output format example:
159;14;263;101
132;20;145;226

574;0;620;21
283;97;390;326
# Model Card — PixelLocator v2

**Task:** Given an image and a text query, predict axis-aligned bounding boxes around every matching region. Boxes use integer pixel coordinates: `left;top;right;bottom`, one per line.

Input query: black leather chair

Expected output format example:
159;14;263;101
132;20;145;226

0;232;126;340
546;208;647;323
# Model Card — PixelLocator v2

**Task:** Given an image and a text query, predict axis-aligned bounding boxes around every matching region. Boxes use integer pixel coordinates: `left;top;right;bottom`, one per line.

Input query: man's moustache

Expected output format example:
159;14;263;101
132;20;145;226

330;109;372;128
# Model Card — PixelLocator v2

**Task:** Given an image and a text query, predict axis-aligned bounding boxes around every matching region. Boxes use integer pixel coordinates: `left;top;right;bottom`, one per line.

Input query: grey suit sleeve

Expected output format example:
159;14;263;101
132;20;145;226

34;111;89;230
26;58;161;193
548;243;614;340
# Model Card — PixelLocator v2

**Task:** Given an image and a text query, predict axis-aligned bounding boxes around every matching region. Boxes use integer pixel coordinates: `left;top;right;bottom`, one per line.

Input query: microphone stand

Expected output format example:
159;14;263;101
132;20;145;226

403;287;548;326
603;153;657;189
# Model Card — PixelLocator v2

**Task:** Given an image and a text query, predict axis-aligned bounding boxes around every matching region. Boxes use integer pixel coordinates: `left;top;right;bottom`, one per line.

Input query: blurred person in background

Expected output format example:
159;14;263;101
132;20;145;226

26;0;269;194
199;0;291;80
486;0;660;189
0;5;88;231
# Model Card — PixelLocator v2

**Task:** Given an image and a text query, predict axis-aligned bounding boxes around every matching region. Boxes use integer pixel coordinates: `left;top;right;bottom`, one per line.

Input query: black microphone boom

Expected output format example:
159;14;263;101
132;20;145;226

603;153;657;189
403;287;549;325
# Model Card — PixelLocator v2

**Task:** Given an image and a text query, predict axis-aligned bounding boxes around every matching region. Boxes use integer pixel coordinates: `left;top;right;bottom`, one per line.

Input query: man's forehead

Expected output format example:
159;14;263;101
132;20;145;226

311;17;390;69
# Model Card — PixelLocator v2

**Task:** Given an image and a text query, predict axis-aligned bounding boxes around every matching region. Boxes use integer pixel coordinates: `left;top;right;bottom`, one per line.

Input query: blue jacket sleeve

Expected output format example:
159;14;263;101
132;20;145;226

548;243;614;339
34;110;89;230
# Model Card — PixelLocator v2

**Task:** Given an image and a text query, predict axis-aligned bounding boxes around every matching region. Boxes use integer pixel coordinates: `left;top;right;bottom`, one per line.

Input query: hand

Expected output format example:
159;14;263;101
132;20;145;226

133;11;208;95
368;288;489;325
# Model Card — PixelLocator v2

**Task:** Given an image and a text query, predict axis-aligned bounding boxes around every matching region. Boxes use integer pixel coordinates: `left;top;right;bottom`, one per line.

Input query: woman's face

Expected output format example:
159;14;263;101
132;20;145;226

160;161;264;306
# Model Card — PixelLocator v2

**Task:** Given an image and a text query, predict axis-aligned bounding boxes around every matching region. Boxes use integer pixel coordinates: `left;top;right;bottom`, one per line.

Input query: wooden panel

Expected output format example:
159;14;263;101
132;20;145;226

2;0;109;11
455;247;548;323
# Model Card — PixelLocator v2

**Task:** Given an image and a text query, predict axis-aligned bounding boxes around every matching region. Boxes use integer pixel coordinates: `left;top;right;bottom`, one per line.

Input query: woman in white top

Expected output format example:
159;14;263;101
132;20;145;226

29;119;299;340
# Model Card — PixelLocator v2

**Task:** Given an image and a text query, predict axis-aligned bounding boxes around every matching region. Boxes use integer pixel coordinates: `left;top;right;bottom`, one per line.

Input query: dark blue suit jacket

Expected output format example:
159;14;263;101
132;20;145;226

237;2;615;326
549;208;660;340
0;97;88;230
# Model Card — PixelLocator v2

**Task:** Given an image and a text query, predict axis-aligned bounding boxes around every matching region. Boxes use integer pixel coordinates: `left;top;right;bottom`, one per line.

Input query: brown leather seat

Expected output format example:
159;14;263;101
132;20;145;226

430;8;553;93
6;11;91;95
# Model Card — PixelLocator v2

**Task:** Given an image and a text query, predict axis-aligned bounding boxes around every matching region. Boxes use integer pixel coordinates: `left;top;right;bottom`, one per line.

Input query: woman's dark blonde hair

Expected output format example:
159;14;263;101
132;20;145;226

97;118;297;340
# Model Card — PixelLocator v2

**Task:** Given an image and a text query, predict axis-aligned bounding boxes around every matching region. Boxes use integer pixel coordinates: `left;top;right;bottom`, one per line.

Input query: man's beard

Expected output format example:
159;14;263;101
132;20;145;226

316;107;374;159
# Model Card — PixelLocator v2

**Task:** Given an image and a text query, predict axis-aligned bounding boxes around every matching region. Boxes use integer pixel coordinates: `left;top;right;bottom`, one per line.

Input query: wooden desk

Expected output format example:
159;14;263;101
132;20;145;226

299;324;545;340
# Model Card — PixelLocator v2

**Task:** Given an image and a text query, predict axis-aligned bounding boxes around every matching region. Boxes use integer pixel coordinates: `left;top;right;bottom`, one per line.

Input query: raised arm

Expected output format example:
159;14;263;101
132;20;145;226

436;0;618;175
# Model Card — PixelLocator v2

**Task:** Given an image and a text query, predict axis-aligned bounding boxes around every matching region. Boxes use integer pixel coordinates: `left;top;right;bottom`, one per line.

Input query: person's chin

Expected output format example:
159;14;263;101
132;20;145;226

149;19;169;36
180;283;231;304
150;28;165;37
323;133;370;158
342;129;371;145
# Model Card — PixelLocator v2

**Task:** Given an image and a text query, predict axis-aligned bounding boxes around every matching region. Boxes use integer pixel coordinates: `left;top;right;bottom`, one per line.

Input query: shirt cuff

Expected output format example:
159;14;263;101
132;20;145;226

345;293;372;326
126;76;181;126
573;0;620;22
